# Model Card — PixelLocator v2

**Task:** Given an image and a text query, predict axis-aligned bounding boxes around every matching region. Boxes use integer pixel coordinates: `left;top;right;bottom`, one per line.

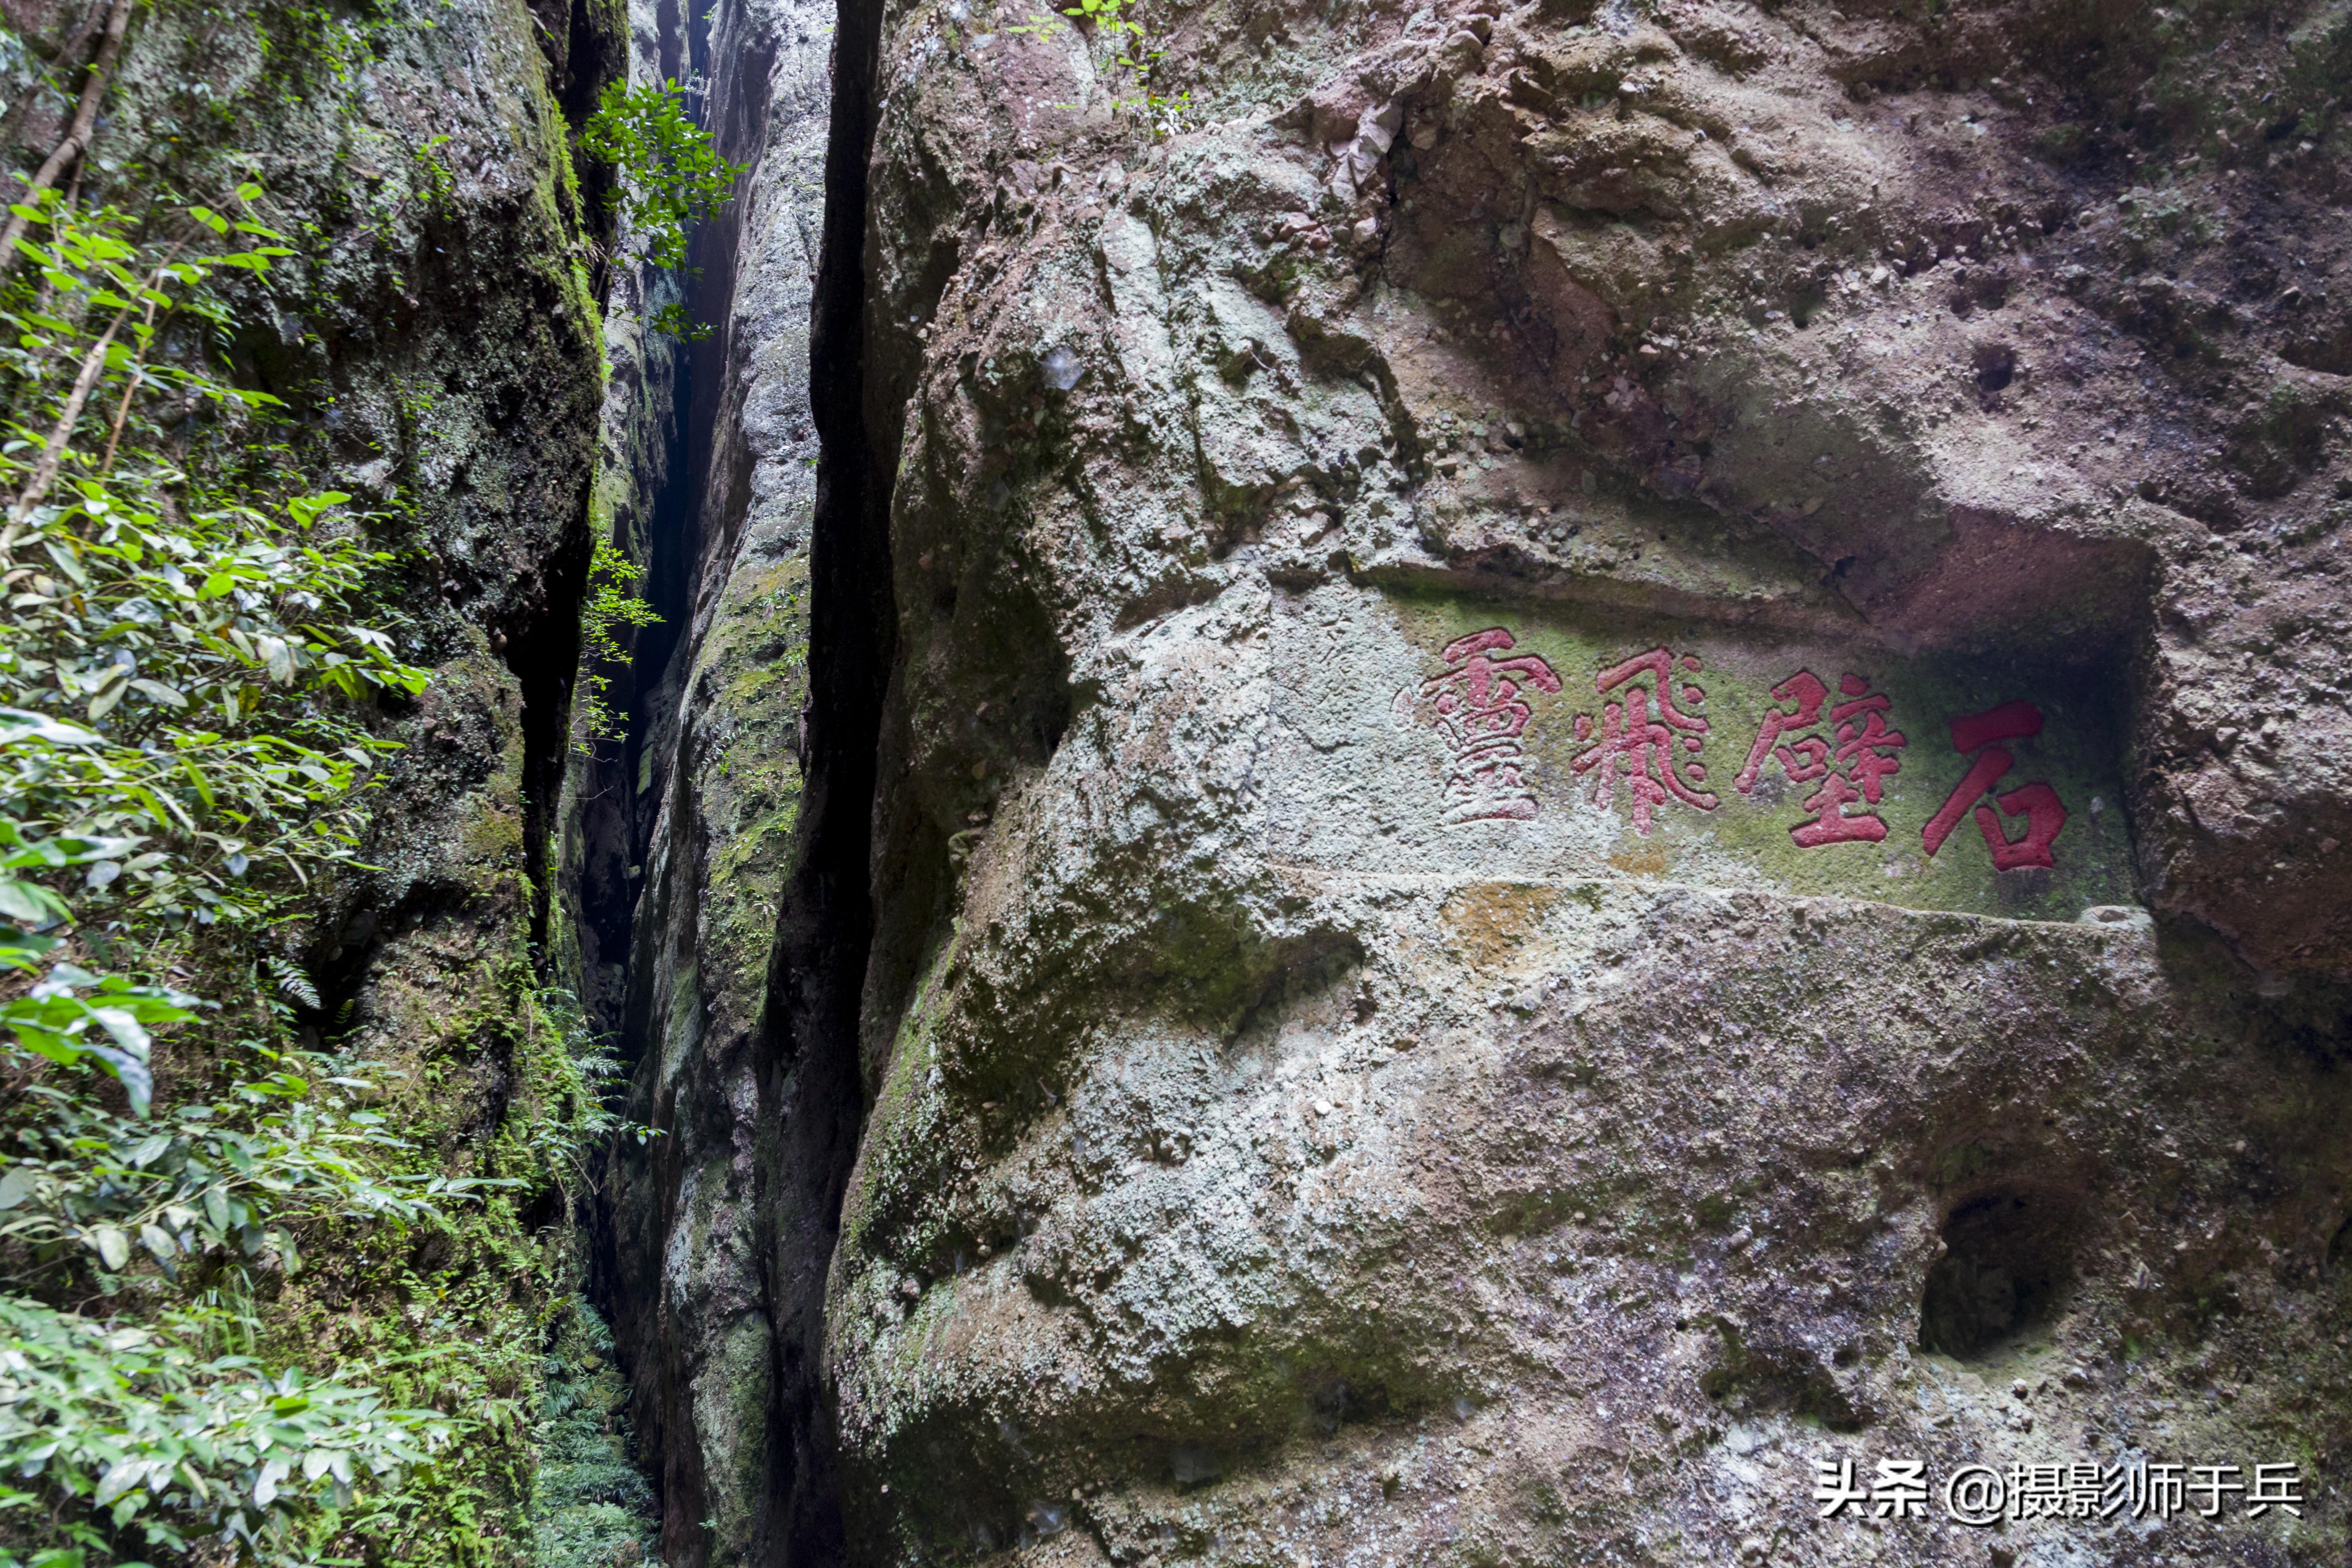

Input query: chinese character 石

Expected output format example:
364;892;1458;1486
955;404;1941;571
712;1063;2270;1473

1734;670;1907;846
1871;1458;1928;1519
1814;1457;1868;1519
2189;1464;2246;1519
1568;647;1718;836
1417;628;1564;824
2010;1463;2066;1520
1921;699;2068;869
2248;1462;2304;1518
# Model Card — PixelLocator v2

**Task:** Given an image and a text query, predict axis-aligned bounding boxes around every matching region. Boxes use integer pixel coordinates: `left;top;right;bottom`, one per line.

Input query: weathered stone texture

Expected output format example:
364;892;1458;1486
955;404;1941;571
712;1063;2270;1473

803;0;2352;1562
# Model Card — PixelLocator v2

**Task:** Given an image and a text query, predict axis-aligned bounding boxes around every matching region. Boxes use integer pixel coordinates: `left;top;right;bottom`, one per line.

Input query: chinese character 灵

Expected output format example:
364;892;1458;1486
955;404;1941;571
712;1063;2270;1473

1415;627;1563;824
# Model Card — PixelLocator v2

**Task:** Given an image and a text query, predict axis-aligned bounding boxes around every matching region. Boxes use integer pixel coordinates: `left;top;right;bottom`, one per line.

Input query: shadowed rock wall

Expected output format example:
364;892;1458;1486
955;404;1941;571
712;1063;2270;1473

573;0;863;1561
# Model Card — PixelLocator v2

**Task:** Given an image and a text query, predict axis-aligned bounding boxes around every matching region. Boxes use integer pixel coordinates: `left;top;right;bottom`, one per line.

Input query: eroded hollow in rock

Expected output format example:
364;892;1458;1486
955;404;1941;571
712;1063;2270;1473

1918;1186;2083;1359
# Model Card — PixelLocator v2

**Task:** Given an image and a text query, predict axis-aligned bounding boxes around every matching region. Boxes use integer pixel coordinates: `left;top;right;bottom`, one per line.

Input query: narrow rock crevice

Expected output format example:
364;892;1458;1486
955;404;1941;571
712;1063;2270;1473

568;0;890;1556
733;0;896;1552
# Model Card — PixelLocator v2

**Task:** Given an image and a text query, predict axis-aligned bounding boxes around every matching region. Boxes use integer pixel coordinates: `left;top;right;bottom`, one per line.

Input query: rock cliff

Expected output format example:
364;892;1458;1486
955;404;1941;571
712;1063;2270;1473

590;0;2352;1564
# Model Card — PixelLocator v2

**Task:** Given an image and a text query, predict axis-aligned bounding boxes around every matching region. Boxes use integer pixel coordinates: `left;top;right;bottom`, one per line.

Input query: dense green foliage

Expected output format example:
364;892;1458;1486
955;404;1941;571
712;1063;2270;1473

581;79;744;272
0;183;466;1565
526;1298;658;1568
0;0;713;1556
0;1297;451;1566
0;167;642;1568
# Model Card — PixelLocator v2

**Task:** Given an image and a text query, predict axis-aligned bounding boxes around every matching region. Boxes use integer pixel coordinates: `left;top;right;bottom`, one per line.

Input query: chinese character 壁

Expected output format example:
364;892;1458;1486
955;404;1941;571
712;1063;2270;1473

1733;669;1908;846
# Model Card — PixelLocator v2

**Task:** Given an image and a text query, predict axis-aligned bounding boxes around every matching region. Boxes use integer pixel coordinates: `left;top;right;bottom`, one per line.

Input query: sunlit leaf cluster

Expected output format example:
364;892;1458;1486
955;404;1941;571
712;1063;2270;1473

580;78;745;271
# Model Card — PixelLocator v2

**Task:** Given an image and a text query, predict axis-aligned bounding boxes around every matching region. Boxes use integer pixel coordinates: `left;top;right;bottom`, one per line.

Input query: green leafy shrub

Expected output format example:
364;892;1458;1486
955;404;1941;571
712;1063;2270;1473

574;541;659;750
0;192;429;942
0;173;614;1565
580;80;744;271
0;1296;451;1566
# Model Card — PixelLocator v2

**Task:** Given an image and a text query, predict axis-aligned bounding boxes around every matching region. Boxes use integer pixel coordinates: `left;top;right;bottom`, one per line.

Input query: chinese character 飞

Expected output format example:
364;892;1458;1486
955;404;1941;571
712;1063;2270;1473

1569;647;1718;836
1734;670;1907;846
1416;627;1564;825
1921;699;2067;870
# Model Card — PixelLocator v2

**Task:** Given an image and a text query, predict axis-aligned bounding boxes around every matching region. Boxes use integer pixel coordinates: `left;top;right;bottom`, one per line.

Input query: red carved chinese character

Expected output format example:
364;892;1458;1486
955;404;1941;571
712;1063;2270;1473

1733;671;1828;794
1568;647;1716;836
1417;627;1563;823
1921;699;2067;870
1737;670;1907;847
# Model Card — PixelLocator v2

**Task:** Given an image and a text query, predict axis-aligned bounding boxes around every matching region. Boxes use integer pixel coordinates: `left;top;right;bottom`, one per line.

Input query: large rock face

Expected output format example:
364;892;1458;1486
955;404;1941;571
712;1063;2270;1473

805;0;2352;1563
591;0;2352;1564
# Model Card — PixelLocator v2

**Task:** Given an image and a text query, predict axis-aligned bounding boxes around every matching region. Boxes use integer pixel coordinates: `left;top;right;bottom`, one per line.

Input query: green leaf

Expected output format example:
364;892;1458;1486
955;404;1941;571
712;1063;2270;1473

85;1007;154;1060
0;879;67;927
129;678;188;707
90;1225;130;1269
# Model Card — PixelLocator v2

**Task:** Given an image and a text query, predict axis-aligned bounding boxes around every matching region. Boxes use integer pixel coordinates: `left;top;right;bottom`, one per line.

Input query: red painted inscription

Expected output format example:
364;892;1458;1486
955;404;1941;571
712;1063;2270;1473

1921;700;2068;870
1569;647;1718;836
1418;627;1564;823
1736;670;1908;847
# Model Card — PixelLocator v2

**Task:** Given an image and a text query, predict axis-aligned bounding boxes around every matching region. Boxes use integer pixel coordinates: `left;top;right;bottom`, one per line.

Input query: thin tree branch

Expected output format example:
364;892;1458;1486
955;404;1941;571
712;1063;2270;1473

96;361;142;471
0;0;134;279
97;284;161;472
0;298;134;548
